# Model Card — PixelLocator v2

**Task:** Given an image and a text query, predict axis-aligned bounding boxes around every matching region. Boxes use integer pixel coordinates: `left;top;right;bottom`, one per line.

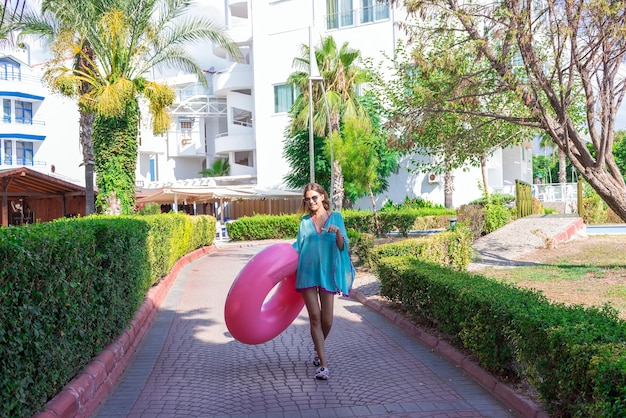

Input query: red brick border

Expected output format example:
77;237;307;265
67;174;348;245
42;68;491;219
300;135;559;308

550;217;585;248
33;245;218;418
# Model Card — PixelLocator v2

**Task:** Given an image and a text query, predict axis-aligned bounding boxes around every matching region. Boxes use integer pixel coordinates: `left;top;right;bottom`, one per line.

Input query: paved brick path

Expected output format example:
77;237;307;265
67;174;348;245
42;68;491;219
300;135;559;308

93;243;522;418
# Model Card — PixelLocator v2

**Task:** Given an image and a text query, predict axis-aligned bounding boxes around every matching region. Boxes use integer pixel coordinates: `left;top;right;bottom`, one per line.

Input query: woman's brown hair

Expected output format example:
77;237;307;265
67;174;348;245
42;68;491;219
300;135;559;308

300;182;331;214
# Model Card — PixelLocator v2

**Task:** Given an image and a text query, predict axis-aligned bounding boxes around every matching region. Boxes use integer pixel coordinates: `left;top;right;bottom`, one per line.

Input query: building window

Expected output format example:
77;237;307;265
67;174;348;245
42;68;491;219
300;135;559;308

274;84;296;113
3;99;10;123
232;107;252;127
149;156;157;181
16;141;33;165
327;0;388;29
373;0;389;20
327;0;353;29
15;101;32;124
3;140;12;164
235;151;253;167
179;118;194;130
0;60;20;81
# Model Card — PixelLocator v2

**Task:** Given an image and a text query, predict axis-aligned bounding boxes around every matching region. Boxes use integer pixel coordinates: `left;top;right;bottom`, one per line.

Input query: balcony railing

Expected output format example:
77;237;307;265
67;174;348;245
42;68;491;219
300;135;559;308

2;157;46;167
232;120;252;128
1;117;46;125
0;73;43;85
175;85;211;101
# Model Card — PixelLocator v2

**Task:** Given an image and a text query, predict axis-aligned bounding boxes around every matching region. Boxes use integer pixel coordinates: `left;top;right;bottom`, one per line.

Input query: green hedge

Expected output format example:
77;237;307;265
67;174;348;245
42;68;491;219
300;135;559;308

343;209;454;235
0;214;215;417
374;256;626;417
371;226;473;271
226;210;456;241
226;213;300;241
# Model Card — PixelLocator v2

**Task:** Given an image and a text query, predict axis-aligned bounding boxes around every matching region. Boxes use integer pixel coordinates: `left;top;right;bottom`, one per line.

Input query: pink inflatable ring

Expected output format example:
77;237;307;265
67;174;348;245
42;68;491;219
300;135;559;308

224;243;304;345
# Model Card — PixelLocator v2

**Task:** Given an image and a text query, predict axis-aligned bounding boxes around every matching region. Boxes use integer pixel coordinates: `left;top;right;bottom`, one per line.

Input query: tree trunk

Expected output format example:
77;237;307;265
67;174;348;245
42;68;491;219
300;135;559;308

480;155;489;199
78;42;96;215
368;185;381;236
79;111;95;215
444;171;454;209
545;119;626;221
583;169;626;222
332;160;343;211
558;148;567;184
93;101;139;215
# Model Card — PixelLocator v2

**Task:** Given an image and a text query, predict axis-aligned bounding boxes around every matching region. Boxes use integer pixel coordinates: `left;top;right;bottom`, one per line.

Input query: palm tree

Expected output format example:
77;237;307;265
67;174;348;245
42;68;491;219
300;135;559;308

287;35;369;210
1;0;26;37
199;158;230;177
22;0;239;214
19;1;101;214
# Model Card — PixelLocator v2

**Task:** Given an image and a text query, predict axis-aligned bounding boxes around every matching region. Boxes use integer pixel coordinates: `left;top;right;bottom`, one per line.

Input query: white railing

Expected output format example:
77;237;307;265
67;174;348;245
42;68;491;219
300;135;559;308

532;182;578;203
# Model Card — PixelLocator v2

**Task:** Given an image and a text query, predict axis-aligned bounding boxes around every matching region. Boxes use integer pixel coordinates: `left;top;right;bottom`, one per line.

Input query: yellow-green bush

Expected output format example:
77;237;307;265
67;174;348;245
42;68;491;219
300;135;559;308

582;196;608;224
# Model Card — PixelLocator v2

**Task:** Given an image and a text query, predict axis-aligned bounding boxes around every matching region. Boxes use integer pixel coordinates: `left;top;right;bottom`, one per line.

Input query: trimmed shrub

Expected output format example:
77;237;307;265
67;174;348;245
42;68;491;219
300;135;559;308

0;214;214;416
226;213;300;241
371;225;473;271
343;209;454;236
372;255;626;417
347;229;375;267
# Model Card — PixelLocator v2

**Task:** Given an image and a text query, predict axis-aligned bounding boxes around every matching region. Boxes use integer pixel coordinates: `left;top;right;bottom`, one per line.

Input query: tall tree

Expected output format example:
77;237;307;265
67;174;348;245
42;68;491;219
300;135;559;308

283;129;332;194
335;93;399;233
283;92;398;211
393;0;626;221
20;0;101;214
287;35;369;210
372;31;535;208
23;0;238;214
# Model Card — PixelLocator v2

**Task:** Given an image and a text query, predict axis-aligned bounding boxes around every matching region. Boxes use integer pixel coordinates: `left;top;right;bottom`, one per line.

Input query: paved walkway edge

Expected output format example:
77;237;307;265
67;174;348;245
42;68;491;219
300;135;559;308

33;245;218;418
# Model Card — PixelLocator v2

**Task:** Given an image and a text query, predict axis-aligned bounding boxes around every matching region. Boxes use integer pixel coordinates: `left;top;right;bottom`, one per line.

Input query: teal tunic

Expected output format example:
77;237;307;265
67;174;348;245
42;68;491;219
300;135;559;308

292;212;355;296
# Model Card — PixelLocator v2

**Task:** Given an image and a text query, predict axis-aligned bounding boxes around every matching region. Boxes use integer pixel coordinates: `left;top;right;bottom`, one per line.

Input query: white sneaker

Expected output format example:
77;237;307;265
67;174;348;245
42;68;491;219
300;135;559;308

315;366;329;380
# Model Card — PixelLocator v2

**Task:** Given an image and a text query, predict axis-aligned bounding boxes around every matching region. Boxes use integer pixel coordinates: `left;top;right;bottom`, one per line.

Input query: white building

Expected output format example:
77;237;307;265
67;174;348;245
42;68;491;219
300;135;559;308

0;47;83;185
137;0;532;209
8;1;531;211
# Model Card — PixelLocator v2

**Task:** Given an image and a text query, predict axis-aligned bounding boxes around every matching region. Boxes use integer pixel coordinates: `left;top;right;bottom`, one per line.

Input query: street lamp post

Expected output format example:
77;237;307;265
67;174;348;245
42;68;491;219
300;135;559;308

308;26;323;184
308;76;315;183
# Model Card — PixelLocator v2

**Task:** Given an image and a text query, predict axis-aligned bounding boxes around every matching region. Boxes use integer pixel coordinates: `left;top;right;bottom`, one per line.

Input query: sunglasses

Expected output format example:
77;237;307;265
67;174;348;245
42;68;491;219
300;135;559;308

303;195;320;203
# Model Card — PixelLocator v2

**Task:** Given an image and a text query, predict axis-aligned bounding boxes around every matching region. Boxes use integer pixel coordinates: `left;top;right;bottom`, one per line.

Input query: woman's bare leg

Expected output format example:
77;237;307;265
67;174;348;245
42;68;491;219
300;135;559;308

319;289;335;341
301;288;333;367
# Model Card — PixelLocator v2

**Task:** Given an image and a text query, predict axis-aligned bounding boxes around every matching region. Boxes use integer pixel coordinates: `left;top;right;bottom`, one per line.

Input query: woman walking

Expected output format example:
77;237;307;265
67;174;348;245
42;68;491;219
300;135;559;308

292;183;355;380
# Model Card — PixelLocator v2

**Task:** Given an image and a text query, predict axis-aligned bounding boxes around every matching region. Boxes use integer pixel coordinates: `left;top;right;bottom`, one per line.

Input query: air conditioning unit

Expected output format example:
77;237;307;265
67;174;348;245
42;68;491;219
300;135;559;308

427;173;441;184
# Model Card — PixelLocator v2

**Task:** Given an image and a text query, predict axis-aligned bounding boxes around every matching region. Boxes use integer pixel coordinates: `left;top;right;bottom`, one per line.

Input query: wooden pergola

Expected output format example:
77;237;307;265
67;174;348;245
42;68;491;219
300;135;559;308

0;167;87;226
